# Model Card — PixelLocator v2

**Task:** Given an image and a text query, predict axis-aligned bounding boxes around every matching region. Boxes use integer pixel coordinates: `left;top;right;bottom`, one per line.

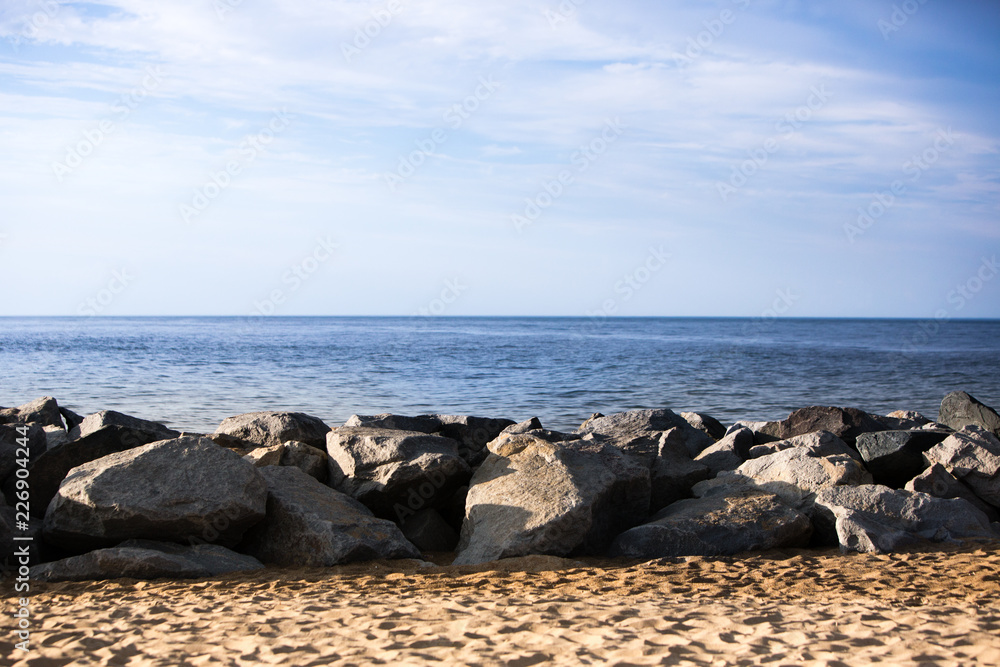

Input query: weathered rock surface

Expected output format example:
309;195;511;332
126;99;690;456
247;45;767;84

25;425;177;517
400;508;459;552
609;490;813;559
812;484;994;553
875;410;934;431
923;426;1000;509
680;412;727;441
240;466;419;566
43;426;70;450
70;409;180;442
694;426;753;475
214;411;331;449
243;444;284;467
757;406;885;446
650;430;711;511
577;409;714;463
500;417;543;436
326;427;471;521
0;396;64;428
344;414;516;466
698;447;871;510
748;431;858;461
939;391;1000;437
906;464;1000;523
44;436;267;552
856;430;951;488
281;441;330;483
455;435;649;565
30;540;264;582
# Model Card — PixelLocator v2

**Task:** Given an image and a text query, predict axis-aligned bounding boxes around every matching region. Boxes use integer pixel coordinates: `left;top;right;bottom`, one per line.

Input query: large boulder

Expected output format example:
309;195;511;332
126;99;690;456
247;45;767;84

650;430;711;511
757;406;885;446
923;426;1000;509
22;425;177;516
0;396;64;428
856;430;951;488
680;412;727;441
748;430;858;460
239;466;419;566
812;484;994;553
70;410;180;442
939;391;1000;437
577;409;714;463
693;426;753;475
326;427;471;521
698;446;871;510
343;414;516;466
455;434;650;565
609;490;813;559
906;464;1000;523
43;436;267;552
29;540;264;582
213;411;331;449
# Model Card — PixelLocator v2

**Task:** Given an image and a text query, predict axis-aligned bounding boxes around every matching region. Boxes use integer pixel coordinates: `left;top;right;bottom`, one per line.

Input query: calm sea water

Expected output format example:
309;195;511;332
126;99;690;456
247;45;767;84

1;317;998;434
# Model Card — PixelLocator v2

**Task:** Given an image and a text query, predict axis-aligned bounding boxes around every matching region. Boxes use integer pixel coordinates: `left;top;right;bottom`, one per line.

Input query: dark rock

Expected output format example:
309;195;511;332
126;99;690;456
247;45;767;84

923;426;1000;509
23;425;175;517
758;406;885;446
748;431;858;461
240;466;419;566
874;410;933;431
906;464;1000;523
856;430;950;488
42;426;70;450
281;441;329;483
214;411;331;449
343;414;516;466
0;423;46;491
59;407;85;431
1;506;44;567
400;509;459;552
326;427;471;521
29;540;264;582
694;426;753;475
43;436;267;552
650;430;711;511
681;412;727;441
812;484;994;553
344;413;442;433
501;417;543;436
0;396;63;428
455;435;650;565
70;410;180;442
577;409;714;463
609;490;813;559
939;391;1000;437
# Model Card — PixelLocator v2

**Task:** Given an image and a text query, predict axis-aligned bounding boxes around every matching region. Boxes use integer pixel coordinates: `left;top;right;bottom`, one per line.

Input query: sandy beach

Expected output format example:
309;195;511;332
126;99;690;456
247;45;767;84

6;543;999;666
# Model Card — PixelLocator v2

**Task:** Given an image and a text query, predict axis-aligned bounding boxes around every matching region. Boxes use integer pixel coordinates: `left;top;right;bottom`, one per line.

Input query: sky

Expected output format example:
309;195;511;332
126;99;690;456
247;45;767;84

0;0;998;318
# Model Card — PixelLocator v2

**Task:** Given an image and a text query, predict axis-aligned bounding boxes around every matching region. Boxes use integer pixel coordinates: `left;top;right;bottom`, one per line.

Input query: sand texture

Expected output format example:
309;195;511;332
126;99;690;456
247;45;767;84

5;543;1000;666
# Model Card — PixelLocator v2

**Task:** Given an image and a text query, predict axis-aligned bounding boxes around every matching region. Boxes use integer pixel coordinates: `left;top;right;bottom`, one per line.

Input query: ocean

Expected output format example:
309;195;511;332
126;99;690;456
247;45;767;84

1;317;998;434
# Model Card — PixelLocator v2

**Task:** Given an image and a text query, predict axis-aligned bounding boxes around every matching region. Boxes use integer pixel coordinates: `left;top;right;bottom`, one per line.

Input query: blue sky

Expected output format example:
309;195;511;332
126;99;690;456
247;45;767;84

0;0;997;317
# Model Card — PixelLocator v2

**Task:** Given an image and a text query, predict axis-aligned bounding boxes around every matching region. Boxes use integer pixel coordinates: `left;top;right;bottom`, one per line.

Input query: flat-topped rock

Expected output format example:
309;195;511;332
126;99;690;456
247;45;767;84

214;411;331;449
0;396;64;428
757;406;886;446
70;410;180;442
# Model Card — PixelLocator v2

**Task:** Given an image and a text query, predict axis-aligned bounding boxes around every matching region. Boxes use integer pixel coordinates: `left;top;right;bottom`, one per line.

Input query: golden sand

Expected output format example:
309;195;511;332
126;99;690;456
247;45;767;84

5;543;1000;666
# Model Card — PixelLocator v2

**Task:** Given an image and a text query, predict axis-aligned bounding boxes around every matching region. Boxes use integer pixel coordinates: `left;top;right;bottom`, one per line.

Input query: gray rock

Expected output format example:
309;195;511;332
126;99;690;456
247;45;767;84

875;410;934;431
30;540;264;582
43;436;267;552
240;466;419;566
343;414;516;466
856;430;951;488
326;427;471;521
214;411;331;449
757;406;886;446
698;447;871;510
455;435;650;565
748;431;858;461
694;426;753;475
939;391;1000;437
906;464;1000;523
650;430;711;511
577;409;714;462
344;413;441;433
43;426;70;450
281;441;329;483
501;417;543;436
243;444;284;467
609;490;813;559
70;410;180;442
923;426;1000;509
0;423;46;487
0;396;64;428
400;509;459;552
728;420;781;444
813;484;994;553
23;425;176;517
680;412;727;441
